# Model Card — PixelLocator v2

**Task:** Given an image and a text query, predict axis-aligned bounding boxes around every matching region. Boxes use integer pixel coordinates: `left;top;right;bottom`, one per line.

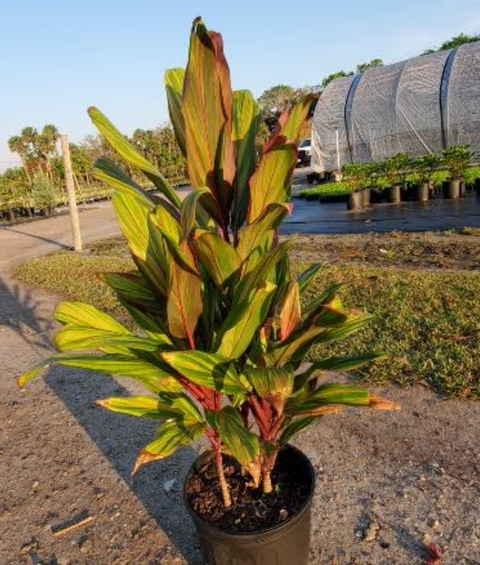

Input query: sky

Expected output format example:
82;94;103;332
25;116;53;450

1;0;480;170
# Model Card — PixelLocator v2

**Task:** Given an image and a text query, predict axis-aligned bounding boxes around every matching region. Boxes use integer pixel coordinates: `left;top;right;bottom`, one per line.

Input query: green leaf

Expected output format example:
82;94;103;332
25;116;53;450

17;353;182;394
236;203;290;261
290;384;370;415
268;325;325;367
96;396;170;419
101;272;159;308
281;94;316;142
247;143;297;224
314;314;373;344
245;366;294;413
54;326;160;353
302;283;345;317
161;351;251;394
148;208;198;275
235;240;294;303
54;302;130;334
88;106;180;206
97;393;202;422
247;95;314;223
166;240;202;344
133;419;205;474
112;191;169;298
165;68;186;156
182;19;235;222
180;187;210;238
216;281;276;359
298;352;388;382
194;232;242;287
92;157;156;209
279;281;301;340
279;416;315;444
297;264;321;294
232;90;258;229
212;406;259;466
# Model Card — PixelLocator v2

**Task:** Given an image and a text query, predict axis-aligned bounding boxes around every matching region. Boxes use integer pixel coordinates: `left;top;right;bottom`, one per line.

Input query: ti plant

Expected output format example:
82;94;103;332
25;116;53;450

18;18;399;508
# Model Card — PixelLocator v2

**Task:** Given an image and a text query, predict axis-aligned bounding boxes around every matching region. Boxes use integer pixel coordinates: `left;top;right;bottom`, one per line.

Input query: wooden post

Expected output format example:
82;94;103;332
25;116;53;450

60;134;82;251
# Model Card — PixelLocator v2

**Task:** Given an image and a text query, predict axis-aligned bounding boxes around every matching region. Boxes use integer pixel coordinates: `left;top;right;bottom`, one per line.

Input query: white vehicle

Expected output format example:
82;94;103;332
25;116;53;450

297;138;311;166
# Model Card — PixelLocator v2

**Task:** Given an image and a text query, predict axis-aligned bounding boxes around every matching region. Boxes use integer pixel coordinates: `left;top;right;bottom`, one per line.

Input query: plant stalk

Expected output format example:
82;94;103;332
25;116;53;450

215;451;232;508
262;469;273;494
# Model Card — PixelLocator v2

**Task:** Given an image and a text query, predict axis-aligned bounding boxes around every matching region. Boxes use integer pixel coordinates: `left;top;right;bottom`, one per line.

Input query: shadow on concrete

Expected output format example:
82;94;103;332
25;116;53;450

45;366;201;564
0;226;70;249
0;276;54;353
0;274;201;563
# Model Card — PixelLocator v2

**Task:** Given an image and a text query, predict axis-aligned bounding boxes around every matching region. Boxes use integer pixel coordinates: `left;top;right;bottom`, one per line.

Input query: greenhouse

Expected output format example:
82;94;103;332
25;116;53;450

311;41;480;173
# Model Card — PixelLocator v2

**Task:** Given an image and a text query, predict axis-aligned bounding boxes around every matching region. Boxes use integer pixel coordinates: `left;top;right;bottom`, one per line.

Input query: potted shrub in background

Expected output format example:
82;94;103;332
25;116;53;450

382;153;411;203
343;163;368;210
32;171;57;216
442;145;472;199
18;18;400;565
412;153;440;202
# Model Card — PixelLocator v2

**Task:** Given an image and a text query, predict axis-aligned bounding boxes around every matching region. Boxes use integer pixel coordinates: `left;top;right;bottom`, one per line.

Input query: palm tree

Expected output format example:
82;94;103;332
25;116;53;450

37;125;59;179
8;135;31;182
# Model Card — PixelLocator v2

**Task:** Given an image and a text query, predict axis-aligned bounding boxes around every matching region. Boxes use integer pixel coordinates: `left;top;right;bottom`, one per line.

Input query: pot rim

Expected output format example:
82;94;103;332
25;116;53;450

183;444;316;542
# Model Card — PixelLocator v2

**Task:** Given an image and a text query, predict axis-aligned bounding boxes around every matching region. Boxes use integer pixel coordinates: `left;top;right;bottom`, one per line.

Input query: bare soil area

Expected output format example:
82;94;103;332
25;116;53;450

1;209;480;564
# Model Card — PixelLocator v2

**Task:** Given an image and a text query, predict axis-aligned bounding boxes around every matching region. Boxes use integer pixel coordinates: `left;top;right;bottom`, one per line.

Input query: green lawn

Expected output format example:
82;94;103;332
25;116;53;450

16;239;480;399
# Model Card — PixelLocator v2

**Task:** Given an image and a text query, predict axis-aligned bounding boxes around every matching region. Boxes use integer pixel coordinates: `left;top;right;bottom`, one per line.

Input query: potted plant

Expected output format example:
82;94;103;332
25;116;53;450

32;171;57;215
382;153;411;203
18;18;400;564
412;153;441;202
342;163;369;210
441;145;472;199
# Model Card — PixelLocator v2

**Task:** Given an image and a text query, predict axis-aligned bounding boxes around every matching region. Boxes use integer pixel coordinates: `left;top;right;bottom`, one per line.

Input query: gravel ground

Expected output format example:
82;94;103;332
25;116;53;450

1;206;480;565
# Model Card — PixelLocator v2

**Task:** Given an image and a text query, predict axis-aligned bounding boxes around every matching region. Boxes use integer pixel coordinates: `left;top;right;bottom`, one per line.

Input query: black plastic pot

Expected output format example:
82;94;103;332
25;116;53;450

370;188;383;203
387;184;401;203
416;182;430;202
361;188;370;207
347;191;363;211
184;445;316;565
475;178;480;198
446;179;461;200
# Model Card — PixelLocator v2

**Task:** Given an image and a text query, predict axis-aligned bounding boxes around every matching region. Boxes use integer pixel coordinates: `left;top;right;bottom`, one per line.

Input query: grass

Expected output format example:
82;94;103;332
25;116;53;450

15;238;480;399
299;181;352;202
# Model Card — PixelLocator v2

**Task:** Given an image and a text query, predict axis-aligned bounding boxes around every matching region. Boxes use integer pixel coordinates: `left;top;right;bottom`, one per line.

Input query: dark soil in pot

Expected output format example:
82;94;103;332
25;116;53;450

185;446;311;535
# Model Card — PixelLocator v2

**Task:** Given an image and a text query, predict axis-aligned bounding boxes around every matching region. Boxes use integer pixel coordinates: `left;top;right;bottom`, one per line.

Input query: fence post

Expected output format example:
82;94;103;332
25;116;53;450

60;134;82;251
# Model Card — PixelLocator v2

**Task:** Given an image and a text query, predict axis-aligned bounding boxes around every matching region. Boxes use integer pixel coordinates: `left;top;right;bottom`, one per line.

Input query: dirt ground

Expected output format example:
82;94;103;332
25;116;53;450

1;205;480;565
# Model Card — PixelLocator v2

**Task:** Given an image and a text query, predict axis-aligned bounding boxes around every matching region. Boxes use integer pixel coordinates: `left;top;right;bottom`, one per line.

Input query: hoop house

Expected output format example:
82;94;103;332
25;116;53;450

311;42;480;173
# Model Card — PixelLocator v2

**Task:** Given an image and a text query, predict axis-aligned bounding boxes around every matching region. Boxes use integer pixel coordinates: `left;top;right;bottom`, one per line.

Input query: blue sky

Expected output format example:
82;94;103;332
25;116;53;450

1;0;480;170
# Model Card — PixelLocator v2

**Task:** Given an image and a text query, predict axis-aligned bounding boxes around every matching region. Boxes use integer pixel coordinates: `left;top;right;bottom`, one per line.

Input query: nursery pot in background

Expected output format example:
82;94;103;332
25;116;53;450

475;178;480;198
184;445;316;565
446;179;461;200
387;184;402;203
361;188;371;207
416;182;430;202
347;191;363;211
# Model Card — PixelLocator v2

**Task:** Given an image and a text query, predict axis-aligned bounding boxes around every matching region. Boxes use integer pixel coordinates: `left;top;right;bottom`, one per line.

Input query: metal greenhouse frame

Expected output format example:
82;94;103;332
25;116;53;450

311;41;480;173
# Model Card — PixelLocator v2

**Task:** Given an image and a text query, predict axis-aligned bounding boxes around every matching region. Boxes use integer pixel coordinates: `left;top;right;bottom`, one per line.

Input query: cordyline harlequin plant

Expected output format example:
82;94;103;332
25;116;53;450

18;18;399;508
